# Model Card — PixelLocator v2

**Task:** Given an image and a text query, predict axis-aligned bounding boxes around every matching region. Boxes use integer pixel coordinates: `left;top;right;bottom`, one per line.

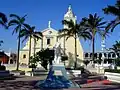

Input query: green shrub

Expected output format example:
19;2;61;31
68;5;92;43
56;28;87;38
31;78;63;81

29;64;37;68
105;69;120;73
61;55;68;61
30;48;54;70
0;65;6;70
115;58;120;66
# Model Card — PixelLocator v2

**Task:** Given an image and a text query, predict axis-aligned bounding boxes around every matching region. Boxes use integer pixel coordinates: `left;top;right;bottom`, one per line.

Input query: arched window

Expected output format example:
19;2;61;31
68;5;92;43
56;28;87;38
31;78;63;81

117;53;119;57
108;53;111;58
23;54;26;59
85;53;88;57
94;53;97;58
47;38;50;45
112;53;116;58
104;53;107;57
90;53;92;58
99;53;102;58
10;59;13;64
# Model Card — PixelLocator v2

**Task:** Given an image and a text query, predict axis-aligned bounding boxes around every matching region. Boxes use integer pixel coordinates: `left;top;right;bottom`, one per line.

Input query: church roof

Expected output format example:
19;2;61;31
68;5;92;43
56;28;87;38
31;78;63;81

41;21;58;34
41;27;57;33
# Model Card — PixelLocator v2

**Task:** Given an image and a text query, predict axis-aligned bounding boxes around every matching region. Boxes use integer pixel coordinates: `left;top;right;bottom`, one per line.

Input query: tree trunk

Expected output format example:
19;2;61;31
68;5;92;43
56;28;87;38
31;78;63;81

41;37;43;50
33;38;36;58
28;36;32;65
63;31;66;66
16;31;20;71
74;33;77;69
63;31;65;55
92;36;95;67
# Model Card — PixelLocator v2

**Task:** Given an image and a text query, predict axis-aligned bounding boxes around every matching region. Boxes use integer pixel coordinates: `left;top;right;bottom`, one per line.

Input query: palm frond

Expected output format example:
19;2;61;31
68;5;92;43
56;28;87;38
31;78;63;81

66;35;74;40
23;24;31;29
22;35;29;43
0;40;3;43
10;14;21;21
62;19;74;28
0;21;7;28
8;20;19;27
19;29;28;37
78;31;92;40
58;29;69;34
20;15;27;23
0;12;7;23
12;25;20;35
33;34;41;40
111;21;120;32
97;21;106;26
103;6;119;16
34;32;43;38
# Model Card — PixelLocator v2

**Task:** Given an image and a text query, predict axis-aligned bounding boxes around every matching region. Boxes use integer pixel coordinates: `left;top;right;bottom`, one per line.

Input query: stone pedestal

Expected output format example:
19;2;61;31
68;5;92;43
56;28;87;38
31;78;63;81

35;64;80;89
52;63;68;79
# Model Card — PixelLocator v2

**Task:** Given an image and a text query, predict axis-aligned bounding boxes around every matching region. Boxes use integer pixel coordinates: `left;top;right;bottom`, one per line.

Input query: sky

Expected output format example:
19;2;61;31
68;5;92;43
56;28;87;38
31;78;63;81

0;0;119;53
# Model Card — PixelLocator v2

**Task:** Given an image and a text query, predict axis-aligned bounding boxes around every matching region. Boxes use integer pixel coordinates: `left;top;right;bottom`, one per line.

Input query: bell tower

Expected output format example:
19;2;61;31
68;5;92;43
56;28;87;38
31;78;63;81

64;4;77;29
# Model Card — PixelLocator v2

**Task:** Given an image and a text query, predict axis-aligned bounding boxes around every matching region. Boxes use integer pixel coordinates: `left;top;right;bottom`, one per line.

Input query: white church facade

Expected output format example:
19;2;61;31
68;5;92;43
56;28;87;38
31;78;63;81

19;5;84;67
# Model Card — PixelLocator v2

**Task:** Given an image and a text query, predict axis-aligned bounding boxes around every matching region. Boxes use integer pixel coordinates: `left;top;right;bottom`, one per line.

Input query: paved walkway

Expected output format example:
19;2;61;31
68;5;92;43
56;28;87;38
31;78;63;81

0;75;120;90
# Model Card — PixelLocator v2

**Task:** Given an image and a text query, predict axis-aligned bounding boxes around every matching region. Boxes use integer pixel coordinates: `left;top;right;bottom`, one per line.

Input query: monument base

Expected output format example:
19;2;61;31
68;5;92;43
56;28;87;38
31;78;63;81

35;64;80;89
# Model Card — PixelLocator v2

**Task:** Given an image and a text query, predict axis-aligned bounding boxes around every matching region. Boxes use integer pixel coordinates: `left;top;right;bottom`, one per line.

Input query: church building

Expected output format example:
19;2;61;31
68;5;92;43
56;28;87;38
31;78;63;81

19;5;84;68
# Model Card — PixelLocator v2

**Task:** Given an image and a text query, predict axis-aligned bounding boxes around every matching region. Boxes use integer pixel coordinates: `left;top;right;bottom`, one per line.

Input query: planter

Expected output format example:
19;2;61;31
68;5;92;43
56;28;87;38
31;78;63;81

104;72;120;83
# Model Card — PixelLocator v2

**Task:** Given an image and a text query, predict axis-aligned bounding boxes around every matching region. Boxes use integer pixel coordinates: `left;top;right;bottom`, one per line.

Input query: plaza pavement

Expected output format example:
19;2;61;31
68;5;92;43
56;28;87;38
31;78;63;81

0;75;120;90
1;64;120;90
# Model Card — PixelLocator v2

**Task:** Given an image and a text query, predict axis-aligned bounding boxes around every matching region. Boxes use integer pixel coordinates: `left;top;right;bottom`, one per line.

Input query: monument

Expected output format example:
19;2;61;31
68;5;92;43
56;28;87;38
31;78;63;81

35;42;80;89
53;42;62;64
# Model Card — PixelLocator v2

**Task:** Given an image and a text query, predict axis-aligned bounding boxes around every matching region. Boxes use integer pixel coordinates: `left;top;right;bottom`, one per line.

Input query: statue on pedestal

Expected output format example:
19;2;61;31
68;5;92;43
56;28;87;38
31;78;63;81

35;41;79;89
53;42;62;64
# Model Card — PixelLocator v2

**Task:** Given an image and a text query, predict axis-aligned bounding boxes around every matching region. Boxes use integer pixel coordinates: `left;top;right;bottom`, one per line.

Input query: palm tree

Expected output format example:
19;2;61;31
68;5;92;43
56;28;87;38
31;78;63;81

109;41;120;68
109;41;120;57
0;12;7;28
8;14;27;70
20;24;43;65
81;13;106;64
0;12;7;49
59;19;92;69
103;0;120;32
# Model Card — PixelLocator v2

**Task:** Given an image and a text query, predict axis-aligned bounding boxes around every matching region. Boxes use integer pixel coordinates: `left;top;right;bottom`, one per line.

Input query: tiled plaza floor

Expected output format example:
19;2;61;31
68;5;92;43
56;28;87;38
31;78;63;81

0;75;120;90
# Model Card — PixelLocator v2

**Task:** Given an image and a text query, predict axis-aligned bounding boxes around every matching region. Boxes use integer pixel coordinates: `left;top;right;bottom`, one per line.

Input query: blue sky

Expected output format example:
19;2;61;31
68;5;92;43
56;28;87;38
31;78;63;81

0;0;118;53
